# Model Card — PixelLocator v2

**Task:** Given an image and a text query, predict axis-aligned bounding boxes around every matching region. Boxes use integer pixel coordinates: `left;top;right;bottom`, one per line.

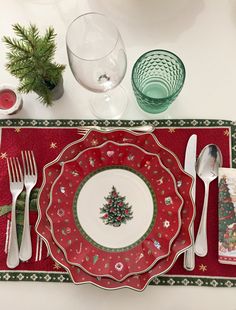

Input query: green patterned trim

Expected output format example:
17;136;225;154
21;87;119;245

0;118;233;128
1;271;236;288
73;166;157;252
0;270;70;282
150;275;236;288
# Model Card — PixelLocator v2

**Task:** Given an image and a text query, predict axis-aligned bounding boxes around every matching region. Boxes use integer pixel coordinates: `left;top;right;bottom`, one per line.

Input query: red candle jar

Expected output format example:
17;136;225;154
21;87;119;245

0;85;23;115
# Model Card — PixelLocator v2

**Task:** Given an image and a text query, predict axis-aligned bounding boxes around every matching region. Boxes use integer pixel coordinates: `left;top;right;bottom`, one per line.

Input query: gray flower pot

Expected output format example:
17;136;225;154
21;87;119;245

51;77;64;101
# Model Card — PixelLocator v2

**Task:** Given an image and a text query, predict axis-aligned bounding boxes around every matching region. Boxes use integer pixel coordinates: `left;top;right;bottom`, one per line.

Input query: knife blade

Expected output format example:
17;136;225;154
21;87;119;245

183;134;197;271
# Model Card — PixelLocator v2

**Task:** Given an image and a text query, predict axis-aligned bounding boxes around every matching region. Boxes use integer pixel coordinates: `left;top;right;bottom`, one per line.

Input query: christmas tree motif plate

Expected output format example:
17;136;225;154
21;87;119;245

46;141;183;281
36;129;194;290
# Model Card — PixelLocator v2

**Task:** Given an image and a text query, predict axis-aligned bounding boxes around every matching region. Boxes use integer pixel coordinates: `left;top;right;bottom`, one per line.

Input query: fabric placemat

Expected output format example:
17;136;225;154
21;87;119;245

0;118;235;288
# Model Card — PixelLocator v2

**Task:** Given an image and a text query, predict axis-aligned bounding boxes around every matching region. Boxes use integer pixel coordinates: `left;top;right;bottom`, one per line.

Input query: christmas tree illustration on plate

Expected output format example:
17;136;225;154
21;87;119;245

219;175;236;248
100;186;133;227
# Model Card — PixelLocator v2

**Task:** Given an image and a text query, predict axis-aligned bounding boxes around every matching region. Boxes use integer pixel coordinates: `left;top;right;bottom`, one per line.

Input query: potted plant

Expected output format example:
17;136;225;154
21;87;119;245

3;24;66;106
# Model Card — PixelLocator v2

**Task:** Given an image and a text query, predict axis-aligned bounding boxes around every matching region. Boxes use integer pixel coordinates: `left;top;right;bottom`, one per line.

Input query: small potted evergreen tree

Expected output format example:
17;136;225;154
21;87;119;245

3;24;66;106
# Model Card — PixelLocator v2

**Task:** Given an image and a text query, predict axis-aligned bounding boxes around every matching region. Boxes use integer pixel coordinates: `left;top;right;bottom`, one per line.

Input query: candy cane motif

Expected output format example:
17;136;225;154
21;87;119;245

76;242;83;254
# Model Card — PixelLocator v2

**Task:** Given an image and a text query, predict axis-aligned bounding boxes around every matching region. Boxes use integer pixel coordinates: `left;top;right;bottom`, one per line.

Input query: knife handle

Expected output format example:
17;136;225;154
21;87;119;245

183;223;195;271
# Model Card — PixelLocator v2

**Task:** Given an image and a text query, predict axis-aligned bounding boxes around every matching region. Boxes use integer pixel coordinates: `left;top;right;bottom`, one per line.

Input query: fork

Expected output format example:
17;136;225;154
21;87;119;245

6;157;24;269
19;151;37;262
77;124;155;135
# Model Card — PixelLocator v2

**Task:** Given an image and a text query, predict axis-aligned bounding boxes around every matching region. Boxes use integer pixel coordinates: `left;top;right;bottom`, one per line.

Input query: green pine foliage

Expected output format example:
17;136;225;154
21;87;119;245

0;188;39;246
3;24;66;106
100;186;133;227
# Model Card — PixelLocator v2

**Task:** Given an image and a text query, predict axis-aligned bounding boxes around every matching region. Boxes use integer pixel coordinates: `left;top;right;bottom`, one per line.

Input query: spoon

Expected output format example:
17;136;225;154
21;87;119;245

194;144;223;257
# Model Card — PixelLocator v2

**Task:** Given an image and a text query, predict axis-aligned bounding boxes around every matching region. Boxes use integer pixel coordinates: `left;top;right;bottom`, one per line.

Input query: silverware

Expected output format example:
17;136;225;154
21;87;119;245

19;151;37;261
183;134;197;271
6;157;24;268
194;144;223;257
77;124;155;135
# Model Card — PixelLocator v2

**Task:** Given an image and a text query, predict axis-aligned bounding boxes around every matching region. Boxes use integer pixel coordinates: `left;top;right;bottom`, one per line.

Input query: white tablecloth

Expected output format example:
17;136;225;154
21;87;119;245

0;1;236;309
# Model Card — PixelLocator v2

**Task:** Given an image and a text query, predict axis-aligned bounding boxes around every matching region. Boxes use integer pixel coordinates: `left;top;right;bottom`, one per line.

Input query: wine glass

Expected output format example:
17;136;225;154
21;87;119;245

66;12;127;119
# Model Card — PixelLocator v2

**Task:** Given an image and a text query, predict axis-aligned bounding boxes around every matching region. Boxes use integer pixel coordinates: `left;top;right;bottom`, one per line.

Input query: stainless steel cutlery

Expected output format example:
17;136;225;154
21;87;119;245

183;134;197;271
6;151;37;268
6;157;24;269
194;144;223;257
19;151;37;262
183;137;223;266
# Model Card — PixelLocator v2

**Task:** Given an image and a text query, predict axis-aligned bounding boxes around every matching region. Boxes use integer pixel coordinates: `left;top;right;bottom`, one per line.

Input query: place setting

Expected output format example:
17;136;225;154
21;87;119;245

0;11;236;292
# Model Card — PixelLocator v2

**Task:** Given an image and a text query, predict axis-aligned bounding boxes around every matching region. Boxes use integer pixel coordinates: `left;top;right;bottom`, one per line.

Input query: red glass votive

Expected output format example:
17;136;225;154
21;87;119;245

0;89;17;110
0;85;23;115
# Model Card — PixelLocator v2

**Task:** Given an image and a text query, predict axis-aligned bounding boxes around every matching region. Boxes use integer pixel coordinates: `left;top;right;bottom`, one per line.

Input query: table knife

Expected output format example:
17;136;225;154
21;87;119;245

183;134;197;271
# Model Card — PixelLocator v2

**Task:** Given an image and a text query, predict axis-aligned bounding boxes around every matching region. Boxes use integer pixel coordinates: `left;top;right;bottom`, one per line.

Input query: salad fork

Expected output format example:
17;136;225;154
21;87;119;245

6;157;24;269
19;151;37;261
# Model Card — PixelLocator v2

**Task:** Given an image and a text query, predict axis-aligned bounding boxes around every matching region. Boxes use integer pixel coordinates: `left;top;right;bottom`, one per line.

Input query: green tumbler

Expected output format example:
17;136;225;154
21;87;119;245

132;50;185;114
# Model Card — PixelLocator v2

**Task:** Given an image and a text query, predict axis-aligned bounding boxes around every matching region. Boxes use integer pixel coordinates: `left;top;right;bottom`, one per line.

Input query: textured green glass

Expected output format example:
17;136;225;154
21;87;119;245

132;50;185;114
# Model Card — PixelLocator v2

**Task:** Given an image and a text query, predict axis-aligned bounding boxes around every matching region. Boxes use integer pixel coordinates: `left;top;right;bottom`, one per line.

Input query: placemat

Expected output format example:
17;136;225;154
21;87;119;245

0;118;235;288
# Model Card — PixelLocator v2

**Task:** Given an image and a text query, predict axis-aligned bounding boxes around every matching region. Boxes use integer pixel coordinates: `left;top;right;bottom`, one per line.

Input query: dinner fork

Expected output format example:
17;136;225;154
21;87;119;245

19;151;37;261
77;124;155;135
6;157;24;269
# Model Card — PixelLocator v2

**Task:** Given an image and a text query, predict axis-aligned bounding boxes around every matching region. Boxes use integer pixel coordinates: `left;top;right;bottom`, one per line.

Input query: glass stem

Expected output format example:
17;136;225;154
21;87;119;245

104;91;111;103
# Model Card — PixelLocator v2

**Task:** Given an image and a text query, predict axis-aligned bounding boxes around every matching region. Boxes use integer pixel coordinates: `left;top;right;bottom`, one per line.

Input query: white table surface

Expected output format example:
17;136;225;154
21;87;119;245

0;0;236;309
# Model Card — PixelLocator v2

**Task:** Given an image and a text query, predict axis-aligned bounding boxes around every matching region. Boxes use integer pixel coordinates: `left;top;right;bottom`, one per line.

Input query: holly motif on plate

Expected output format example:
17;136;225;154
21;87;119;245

100;186;133;227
